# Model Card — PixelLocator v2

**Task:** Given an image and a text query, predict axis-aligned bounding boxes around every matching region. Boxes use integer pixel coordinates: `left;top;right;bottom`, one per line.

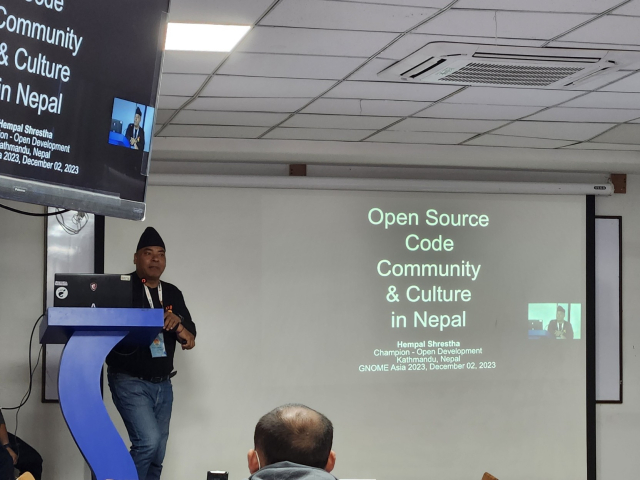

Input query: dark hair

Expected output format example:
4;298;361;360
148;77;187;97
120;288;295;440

135;106;142;117
557;305;565;313
254;404;333;469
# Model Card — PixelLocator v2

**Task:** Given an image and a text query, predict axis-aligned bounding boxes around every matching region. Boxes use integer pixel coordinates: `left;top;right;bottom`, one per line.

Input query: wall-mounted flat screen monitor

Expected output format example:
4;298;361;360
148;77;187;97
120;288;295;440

0;0;170;220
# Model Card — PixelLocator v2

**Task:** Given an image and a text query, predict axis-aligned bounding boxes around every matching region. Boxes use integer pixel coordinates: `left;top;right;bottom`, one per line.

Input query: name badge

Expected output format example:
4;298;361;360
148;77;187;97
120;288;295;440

150;332;167;358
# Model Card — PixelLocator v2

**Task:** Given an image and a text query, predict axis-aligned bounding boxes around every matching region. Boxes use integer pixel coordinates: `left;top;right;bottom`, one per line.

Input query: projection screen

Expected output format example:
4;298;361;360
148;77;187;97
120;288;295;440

105;186;587;480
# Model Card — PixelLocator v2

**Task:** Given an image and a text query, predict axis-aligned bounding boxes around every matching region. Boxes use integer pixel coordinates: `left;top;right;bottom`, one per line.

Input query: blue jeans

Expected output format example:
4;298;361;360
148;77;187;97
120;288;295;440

108;370;173;480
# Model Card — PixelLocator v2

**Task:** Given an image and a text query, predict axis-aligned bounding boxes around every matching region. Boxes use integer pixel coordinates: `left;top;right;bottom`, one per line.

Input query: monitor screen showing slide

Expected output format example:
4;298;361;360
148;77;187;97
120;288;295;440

107;188;588;480
0;0;169;220
109;98;155;154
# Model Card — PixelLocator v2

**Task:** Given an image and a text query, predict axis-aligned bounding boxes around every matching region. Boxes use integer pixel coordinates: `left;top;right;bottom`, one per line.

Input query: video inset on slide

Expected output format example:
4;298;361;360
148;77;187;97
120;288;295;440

108;98;155;153
528;303;582;339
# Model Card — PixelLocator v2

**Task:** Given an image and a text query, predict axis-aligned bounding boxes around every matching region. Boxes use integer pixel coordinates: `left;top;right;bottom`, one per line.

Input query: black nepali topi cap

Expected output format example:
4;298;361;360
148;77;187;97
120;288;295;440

135;106;142;116
136;227;165;251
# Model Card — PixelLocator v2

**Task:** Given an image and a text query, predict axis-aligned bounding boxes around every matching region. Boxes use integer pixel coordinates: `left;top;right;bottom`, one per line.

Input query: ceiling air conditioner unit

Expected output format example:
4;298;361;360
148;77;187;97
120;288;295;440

378;42;638;89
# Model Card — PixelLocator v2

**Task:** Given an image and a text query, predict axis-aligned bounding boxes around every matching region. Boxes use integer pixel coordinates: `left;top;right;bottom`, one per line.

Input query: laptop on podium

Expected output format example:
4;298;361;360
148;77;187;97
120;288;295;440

53;274;133;308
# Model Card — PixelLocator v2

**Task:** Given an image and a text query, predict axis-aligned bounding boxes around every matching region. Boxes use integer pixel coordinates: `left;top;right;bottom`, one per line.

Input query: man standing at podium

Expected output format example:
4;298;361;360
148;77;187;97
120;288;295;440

106;227;196;480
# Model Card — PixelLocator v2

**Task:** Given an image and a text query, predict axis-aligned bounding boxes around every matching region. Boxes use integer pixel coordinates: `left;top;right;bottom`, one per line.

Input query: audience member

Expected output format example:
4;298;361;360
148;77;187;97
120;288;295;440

247;404;337;480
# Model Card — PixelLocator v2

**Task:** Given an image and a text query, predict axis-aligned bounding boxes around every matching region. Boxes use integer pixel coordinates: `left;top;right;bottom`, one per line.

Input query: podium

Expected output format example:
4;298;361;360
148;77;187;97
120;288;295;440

40;307;164;480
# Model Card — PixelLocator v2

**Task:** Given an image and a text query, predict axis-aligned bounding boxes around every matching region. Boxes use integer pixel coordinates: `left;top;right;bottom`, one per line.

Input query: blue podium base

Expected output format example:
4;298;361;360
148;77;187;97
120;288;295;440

41;308;163;480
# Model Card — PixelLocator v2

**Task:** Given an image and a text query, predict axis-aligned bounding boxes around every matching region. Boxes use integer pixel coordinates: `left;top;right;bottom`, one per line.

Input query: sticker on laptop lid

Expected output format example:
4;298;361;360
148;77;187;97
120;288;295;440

121;275;131;281
54;281;68;286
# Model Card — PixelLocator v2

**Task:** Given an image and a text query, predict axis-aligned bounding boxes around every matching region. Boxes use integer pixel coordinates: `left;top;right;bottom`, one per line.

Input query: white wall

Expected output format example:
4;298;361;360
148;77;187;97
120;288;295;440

0;201;86;480
595;174;640;479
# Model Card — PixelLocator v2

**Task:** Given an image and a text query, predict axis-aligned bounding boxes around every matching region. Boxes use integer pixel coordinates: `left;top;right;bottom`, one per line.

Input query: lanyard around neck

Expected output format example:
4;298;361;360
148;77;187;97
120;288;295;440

143;282;162;308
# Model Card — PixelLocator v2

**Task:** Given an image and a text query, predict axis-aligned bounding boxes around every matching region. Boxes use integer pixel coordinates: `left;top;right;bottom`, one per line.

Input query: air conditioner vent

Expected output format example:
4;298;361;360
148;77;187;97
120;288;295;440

472;52;601;63
438;63;583;87
402;58;446;79
378;42;640;89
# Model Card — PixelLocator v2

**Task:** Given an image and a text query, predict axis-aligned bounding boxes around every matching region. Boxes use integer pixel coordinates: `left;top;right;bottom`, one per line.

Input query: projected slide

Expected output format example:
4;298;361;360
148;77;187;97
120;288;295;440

256;196;585;383
107;190;588;480
365;208;495;373
256;192;587;480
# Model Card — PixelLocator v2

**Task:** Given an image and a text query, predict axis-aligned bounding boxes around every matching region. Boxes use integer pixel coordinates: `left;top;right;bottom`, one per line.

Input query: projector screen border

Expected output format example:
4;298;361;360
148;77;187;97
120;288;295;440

586;195;597;480
149;174;614;196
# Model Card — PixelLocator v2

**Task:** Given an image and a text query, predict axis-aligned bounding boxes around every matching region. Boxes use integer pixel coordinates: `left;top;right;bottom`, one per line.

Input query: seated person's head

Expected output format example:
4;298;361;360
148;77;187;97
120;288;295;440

557;305;566;321
247;404;336;474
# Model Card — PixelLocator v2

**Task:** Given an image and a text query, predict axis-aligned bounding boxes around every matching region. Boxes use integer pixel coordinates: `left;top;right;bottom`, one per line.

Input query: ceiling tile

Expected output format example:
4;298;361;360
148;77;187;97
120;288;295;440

414;10;592;40
188;97;313;113
301;98;432;116
561;16;640;45
390;118;509;133
172;111;289;127
445;87;582;106
590;124;640;144
282;114;399;130
200;76;335;97
159;74;207;96
452;0;622;13
326;81;460;101
365;131;476;144
465;135;574;148
158;96;190;110
598;72;640;92
155;110;175;124
261;0;438;33
613;2;640;15
264;128;373;141
415;103;543;119
217;53;365;80
168;0;274;24
237;26;397;57
162;52;227;75
491;121;615;141
378;33;542;60
526;107;640;123
159;125;269;138
563;142;640;150
563;92;640;109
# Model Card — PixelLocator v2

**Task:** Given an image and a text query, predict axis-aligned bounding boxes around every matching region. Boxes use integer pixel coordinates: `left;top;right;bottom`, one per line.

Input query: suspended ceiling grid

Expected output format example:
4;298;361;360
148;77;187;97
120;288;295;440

151;0;640;173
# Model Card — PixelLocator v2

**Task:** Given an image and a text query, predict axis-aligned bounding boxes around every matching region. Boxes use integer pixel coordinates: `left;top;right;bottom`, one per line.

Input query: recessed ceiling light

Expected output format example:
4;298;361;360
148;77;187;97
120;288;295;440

165;24;251;52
